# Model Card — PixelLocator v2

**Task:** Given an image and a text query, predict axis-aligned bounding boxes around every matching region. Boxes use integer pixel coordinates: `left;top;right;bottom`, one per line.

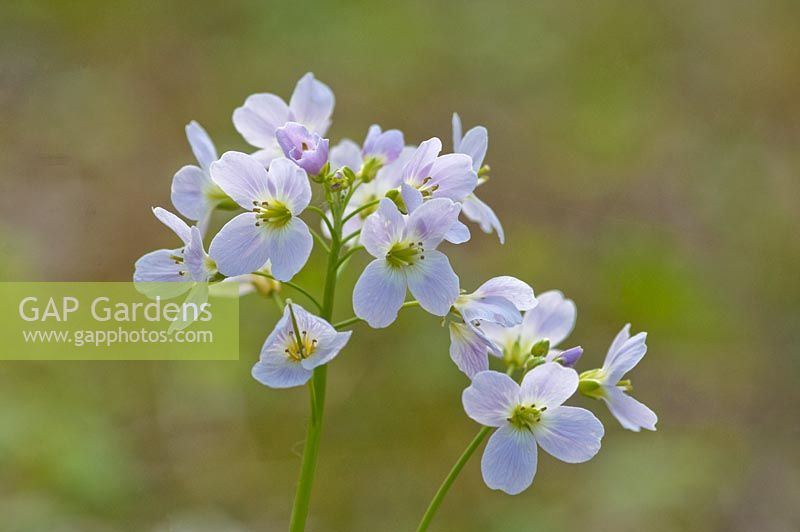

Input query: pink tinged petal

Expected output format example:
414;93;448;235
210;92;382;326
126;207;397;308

533;406;604;463
171;165;213;221
360;199;405;258
209;213;271;277
519;362;579;409
233;93;290;148
405;197;461;249
451;113;463;151
603;386;658;432
210;151;271;209
458;126;488;171
602;324;648;383
289;73;335;135
481;425;538;495
444;219;471;244
330;139;363;170
264;217;313;281
474;276;537;312
462;370;520;426
428;153;478;202
402;137;441;185
448;322;494;378
185;120;217;170
134;249;191;285
462;194;505;244
406;250;459;316
352;259;407;328
152;207;191;245
400;183;423;213
519;290;577;349
267;157;312;214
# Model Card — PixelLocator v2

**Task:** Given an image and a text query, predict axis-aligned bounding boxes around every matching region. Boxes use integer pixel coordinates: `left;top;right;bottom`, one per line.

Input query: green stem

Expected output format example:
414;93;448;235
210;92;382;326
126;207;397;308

415;427;492;532
288;198;343;532
251;272;322;313
341;198;380;224
415;365;517;531
332;300;421;330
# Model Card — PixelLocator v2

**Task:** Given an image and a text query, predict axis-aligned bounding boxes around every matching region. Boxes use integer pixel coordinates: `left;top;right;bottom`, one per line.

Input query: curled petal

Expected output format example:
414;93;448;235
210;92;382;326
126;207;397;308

602;324;648;384
481;425;538;495
533;406;604;463
462;194;505;244
353;259;407;328
602;386;658;432
474;276;537;312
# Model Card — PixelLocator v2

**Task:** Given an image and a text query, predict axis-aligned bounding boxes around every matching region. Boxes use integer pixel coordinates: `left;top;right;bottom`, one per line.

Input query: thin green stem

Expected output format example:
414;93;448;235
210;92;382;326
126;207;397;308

341;229;361;246
288;195;343;532
307;205;335;236
335;245;364;268
309;227;331;254
416;365;517;531
332;300;420;330
416;427;492;532
341;198;380;224
251;272;322;313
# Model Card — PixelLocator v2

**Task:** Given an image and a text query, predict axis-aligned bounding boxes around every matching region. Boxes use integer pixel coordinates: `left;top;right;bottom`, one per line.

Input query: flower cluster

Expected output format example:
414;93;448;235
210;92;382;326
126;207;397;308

134;73;657;526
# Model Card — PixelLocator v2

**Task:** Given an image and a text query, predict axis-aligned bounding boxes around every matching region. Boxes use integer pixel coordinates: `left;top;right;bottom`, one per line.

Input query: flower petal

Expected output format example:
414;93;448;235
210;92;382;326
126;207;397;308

360;198;405;258
210;151;271;209
289;73;334;135
474;276;537;312
264;217;313;281
519;290;577;349
133;249;191;286
171;165;213;221
152;207;191;245
400;182;424;213
533;406;604;463
448;322;495;378
267;157;312;214
405;197;461;249
429;153;478;202
481;425;538;495
406;250;459;316
451;113;463;151
185;120;218;170
183;226;210;281
462;370;520;426
330;139;363;170
458;295;522;328
233;93;290;149
376;146;416;188
402;137;441;185
252;355;312;388
352;259;407;328
363;125;404;163
602;386;658;432
519;362;579;409
444;219;471;244
458;125;488;171
462;194;505;244
208;213;271;276
602;324;648;383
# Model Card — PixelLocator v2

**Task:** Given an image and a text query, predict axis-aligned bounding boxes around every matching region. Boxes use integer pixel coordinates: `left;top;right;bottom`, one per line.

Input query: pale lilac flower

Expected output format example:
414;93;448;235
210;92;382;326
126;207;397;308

481;290;577;367
134;207;215;287
233;73;334;165
452;113;504;243
275;122;330;175
361;124;404;166
579;325;658;432
401;183;471;244
353;198;461;328
171;121;228;234
553;346;584;368
252;303;352;388
449;277;537;377
400;137;477;204
208;153;313;281
463;364;604;494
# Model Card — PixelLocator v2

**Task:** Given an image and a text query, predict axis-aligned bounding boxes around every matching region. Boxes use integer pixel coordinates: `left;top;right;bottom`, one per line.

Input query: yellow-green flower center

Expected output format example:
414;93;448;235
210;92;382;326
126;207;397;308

284;330;318;362
386;241;424;268
508;404;546;431
253;200;292;228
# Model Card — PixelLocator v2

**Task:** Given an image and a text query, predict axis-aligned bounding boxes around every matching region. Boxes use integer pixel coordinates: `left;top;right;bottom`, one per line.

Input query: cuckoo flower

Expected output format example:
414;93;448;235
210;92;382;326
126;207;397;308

449;277;537;377
252;302;352;389
353;198;461;328
579;325;658;432
481;290;577;368
134;207;215;287
463;364;604;494
452;113;504;243
400;137;477;204
275;122;330;175
233;73;334;165
170;121;228;233
208;153;313;281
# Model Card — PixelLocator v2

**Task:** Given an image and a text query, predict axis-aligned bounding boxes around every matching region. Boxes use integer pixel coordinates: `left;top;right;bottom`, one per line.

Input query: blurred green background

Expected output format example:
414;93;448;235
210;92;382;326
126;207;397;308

1;1;799;530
